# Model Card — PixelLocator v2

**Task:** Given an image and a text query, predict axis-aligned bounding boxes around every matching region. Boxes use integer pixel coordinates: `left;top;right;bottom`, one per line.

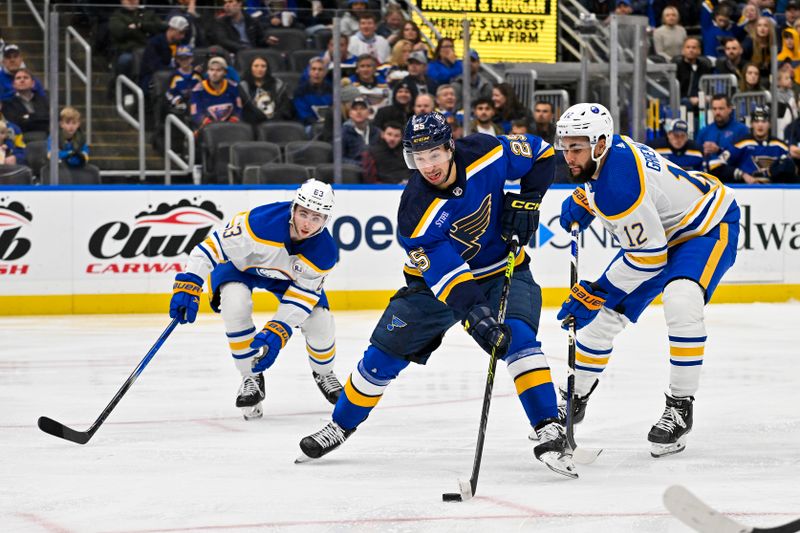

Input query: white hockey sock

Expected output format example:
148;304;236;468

664;279;706;397
220;282;259;377
574;307;628;396
301;307;336;375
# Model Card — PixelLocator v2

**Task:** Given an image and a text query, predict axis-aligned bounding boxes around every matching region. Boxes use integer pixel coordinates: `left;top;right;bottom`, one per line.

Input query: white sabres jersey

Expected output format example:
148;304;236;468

583;135;737;297
184;202;337;327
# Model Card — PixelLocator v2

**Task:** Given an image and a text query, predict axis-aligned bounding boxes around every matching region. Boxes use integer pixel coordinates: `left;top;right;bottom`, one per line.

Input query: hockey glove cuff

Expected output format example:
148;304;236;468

501;191;542;246
463;305;511;357
250;320;293;372
169;272;204;324
557;281;607;330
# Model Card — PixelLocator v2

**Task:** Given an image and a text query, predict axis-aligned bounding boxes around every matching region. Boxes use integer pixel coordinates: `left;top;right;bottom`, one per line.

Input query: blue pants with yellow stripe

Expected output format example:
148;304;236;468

332;268;558;431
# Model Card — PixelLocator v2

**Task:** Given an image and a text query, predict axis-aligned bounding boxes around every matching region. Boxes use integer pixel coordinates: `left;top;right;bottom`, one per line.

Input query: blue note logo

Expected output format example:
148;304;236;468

386;315;407;331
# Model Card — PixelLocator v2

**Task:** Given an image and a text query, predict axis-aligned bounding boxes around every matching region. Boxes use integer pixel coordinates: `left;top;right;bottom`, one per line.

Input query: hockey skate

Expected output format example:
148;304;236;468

313;371;343;405
295;421;355;463
648;393;693;458
529;380;598;441
236;373;265;420
533;418;578;479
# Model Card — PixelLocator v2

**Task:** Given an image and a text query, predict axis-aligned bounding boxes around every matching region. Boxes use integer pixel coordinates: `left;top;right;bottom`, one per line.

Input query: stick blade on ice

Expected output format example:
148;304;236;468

663;485;751;533
37;416;91;445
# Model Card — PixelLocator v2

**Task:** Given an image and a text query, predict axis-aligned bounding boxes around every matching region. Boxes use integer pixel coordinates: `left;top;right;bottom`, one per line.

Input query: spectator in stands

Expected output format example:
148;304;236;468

190;56;242;133
340;0;369;37
737;3;759;42
777;27;800;79
779;1;800;33
398;20;428;53
403;51;435;95
166;46;203;117
348;12;391;64
648;118;704;171
784;94;800;170
374;80;416;131
140;16;189;93
211;0;276;54
350;54;390;117
46;106;100;184
0;120;21;165
342;96;378;164
261;0;306;31
776;68;798;129
532;100;556;144
653;6;687;61
0;44;45;101
451;49;493;109
3;69;49;136
710;106;797;183
385;40;412;86
361;120;409;184
510;118;529;135
674;36;713;112
743;17;775;77
109;0;164;83
0;102;27;163
318;35;358;80
427;38;462;88
165;0;207;48
470;97;503;137
740;62;767;92
701;2;735;58
0;119;31;183
695;93;749;163
434;84;459;120
716;37;745;86
240;54;292;125
293;57;332;133
319;83;359;143
199;46;241;83
413;93;435;115
379;4;406;44
491;82;531;134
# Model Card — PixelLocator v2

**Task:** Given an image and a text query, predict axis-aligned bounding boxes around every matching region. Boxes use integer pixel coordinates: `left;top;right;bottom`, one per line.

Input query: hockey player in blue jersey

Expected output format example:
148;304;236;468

169;180;344;420
555;103;740;457
297;112;577;479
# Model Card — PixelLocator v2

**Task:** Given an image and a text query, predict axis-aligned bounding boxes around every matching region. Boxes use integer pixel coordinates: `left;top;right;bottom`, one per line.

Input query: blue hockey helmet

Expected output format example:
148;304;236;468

402;112;454;169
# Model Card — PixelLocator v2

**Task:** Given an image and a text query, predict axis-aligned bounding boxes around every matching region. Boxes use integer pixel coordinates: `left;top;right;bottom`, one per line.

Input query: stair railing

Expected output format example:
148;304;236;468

164;114;196;185
65;26;92;144
21;0;50;87
114;75;146;182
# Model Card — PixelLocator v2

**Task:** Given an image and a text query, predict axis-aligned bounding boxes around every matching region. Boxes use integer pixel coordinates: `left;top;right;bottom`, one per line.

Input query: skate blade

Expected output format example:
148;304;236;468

650;437;686;458
527;429;539;441
539;451;579;479
241;404;263;421
294;452;316;464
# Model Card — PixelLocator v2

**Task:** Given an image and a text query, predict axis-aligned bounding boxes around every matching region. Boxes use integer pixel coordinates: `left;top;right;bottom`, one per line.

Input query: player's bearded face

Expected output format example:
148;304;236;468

559;137;596;182
291;206;326;240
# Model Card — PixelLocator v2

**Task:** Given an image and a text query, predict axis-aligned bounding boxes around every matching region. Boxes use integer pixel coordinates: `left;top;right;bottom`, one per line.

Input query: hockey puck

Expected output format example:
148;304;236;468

442;493;462;502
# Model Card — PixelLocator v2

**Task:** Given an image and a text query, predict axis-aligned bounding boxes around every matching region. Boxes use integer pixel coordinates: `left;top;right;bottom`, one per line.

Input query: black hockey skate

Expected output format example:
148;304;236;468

236;373;265;420
313;371;343;405
648;393;694;458
528;380;598;441
295;421;355;463
533;418;578;479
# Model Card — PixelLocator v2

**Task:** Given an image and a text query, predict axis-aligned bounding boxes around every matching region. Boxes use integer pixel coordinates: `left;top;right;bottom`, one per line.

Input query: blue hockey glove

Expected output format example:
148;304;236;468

169;272;204;324
557;280;607;330
559;186;595;233
463;305;511;357
250;320;292;372
501;191;542;246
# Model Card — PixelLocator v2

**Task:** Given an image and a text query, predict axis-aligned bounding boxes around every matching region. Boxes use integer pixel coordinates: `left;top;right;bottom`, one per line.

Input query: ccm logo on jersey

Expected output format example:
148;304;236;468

510;200;540;211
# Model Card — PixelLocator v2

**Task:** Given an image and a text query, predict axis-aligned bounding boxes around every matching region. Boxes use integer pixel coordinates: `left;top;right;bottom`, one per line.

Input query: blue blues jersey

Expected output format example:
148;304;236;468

649;138;705;171
190;79;242;127
397;133;555;316
185;202;338;326
167;70;202;105
709;136;790;181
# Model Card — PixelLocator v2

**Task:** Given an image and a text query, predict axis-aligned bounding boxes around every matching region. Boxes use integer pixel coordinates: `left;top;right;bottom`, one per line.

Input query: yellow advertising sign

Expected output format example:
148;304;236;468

412;0;558;63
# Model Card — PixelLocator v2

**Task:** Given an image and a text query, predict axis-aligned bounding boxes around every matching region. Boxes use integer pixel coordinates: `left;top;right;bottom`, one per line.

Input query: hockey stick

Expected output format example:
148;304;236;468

565;223;602;464
664;485;800;533
442;237;520;502
38;317;181;445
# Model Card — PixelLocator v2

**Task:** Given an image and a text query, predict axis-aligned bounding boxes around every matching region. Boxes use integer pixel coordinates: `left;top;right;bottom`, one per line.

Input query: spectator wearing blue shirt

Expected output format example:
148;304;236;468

701;1;735;58
342;96;378;165
0;44;45;102
427;38;462;89
649;119;705;171
695;94;750;164
44;106;100;185
293;57;332;133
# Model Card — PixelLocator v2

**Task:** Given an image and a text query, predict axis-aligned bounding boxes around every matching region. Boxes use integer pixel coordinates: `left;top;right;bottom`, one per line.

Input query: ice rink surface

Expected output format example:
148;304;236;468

1;303;798;533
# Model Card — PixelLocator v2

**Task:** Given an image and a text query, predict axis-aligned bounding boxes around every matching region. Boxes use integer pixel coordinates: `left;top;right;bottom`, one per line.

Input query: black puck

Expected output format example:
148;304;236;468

442;493;462;502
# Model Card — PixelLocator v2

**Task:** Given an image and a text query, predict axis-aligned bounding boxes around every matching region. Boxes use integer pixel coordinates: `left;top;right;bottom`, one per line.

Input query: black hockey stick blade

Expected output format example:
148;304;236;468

37;416;92;445
664;485;800;533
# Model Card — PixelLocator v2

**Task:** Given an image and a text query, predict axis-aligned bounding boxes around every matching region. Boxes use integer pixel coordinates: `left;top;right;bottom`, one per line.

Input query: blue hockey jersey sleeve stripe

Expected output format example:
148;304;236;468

410;198;447;238
465;144;503;179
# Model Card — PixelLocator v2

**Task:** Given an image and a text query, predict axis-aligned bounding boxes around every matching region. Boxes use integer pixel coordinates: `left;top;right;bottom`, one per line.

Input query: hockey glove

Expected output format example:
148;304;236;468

557;280;607;330
501;191;542;246
559;186;595;233
463;305;511;357
250;320;292;372
169;272;204;324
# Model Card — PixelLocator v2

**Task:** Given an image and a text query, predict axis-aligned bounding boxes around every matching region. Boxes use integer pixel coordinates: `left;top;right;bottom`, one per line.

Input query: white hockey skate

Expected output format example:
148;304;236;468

236;373;265;420
533;418;578;479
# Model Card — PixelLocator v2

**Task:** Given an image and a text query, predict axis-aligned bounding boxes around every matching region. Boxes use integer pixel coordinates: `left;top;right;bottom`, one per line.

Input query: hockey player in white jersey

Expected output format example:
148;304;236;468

169;179;344;420
554;103;740;457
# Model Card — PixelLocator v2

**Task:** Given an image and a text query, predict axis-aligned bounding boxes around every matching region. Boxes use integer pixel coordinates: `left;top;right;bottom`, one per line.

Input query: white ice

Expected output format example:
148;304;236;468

1;303;798;532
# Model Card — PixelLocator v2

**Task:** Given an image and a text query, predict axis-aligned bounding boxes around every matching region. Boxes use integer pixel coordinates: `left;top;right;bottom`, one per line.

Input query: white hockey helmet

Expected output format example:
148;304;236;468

291;178;335;225
555;103;614;162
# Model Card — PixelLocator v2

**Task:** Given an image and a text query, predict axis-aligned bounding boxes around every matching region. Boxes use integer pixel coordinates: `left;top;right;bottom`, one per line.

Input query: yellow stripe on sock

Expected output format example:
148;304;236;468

514;369;552;395
344;377;382;407
575;351;610;365
670;346;705;357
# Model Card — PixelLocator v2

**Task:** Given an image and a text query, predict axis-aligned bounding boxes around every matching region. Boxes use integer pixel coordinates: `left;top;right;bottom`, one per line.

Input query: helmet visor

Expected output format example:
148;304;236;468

403;145;452;170
553;136;592;152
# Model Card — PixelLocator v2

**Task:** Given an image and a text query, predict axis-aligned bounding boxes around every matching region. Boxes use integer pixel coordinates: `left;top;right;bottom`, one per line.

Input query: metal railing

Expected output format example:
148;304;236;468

114;75;146;182
504;69;537;111
22;0;50;87
732;91;772;127
65;26;92;144
163;115;196;185
533;90;570;119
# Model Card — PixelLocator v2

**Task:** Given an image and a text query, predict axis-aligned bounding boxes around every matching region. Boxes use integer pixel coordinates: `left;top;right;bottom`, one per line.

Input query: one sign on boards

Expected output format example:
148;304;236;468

412;0;558;63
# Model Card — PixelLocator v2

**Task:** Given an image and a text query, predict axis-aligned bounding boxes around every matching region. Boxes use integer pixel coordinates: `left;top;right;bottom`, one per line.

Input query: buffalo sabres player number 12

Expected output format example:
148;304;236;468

297;111;578;479
169;180;344;419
